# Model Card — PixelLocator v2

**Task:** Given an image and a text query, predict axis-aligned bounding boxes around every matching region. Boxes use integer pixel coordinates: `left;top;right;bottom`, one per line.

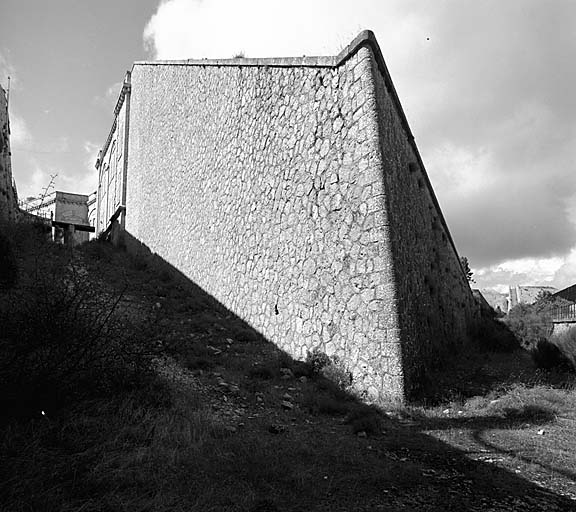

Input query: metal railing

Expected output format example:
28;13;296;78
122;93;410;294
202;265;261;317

552;303;576;322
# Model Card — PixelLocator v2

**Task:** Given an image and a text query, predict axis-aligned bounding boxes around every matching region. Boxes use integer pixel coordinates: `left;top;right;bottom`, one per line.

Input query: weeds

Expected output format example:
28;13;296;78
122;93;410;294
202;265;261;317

0;224;159;420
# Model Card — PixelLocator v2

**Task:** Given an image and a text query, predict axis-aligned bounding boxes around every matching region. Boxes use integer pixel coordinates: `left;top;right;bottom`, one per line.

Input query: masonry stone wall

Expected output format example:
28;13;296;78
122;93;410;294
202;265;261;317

0;85;18;222
367;50;477;396
99;31;476;402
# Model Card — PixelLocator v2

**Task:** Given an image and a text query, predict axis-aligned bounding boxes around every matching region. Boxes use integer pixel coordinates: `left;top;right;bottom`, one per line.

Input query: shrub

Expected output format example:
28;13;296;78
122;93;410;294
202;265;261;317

321;356;353;389
504;302;556;350
306;349;353;391
306;349;331;374
0;247;157;419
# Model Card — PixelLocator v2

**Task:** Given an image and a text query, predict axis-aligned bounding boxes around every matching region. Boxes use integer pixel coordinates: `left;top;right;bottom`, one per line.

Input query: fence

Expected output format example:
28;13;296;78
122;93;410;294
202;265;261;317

552;303;576;322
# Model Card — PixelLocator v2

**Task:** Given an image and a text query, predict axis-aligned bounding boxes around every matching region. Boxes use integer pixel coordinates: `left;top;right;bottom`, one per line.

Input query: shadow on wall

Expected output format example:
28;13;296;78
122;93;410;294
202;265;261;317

96;229;576;509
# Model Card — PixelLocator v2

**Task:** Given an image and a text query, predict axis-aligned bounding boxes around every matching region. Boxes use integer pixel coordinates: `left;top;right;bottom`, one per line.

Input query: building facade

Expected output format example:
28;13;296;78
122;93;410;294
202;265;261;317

22;191;93;245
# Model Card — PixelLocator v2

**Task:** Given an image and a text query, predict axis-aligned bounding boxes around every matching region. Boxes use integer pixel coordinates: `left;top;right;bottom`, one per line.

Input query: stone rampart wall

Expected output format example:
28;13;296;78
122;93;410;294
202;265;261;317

367;50;476;395
107;32;475;402
0;86;18;222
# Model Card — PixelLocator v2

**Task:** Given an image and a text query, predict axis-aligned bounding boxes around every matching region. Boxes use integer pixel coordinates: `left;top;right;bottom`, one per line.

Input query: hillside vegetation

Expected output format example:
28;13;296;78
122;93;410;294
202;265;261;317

1;220;575;511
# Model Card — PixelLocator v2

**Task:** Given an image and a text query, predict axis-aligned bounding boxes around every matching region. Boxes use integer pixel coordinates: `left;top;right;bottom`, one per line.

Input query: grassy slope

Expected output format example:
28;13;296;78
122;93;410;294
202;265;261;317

1;239;576;511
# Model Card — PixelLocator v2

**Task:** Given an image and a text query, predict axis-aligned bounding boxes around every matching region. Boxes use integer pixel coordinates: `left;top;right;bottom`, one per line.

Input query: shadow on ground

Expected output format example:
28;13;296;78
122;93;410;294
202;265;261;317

22;230;576;511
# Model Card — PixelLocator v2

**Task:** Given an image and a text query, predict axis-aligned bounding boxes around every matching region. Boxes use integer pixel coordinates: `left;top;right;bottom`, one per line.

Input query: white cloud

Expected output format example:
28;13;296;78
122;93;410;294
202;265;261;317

0;49;17;90
93;80;125;111
59;172;96;196
474;254;576;293
16;158;55;201
8;111;32;146
426;143;496;199
143;0;415;60
83;140;100;172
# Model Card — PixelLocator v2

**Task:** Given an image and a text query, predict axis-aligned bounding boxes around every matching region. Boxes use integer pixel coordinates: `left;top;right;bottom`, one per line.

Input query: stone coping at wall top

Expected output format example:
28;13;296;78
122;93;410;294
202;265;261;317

133;30;376;69
55;191;89;200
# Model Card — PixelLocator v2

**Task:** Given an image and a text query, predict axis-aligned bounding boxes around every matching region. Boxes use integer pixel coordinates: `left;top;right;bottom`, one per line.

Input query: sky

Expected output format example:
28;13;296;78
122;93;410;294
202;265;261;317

1;0;575;293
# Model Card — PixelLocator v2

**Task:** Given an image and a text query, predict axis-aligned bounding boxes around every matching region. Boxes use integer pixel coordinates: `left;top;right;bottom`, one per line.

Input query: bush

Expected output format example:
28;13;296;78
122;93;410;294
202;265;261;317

504;301;558;350
306;349;353;390
0;245;158;419
321;356;353;389
306;349;331;374
505;307;550;350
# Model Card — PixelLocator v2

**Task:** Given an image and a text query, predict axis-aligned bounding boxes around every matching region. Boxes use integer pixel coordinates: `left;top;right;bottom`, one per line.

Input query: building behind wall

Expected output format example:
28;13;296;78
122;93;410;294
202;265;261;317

95;31;477;403
21;191;94;245
0;85;19;222
508;285;557;311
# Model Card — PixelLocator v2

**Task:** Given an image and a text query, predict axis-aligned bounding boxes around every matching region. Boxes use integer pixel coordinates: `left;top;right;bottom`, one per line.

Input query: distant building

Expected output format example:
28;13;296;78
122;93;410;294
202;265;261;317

21;191;94;246
0;84;18;221
508;285;557;311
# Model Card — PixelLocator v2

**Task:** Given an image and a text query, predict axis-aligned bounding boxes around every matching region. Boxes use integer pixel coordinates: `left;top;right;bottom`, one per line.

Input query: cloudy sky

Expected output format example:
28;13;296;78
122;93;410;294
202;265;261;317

1;0;575;292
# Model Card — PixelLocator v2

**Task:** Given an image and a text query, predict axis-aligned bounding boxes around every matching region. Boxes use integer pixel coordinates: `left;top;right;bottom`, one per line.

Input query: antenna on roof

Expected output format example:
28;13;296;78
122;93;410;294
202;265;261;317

38;173;58;213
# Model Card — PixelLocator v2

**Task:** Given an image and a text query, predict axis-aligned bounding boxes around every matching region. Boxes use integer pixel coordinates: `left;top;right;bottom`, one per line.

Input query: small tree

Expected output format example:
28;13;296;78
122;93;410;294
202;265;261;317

505;293;571;351
460;256;475;283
